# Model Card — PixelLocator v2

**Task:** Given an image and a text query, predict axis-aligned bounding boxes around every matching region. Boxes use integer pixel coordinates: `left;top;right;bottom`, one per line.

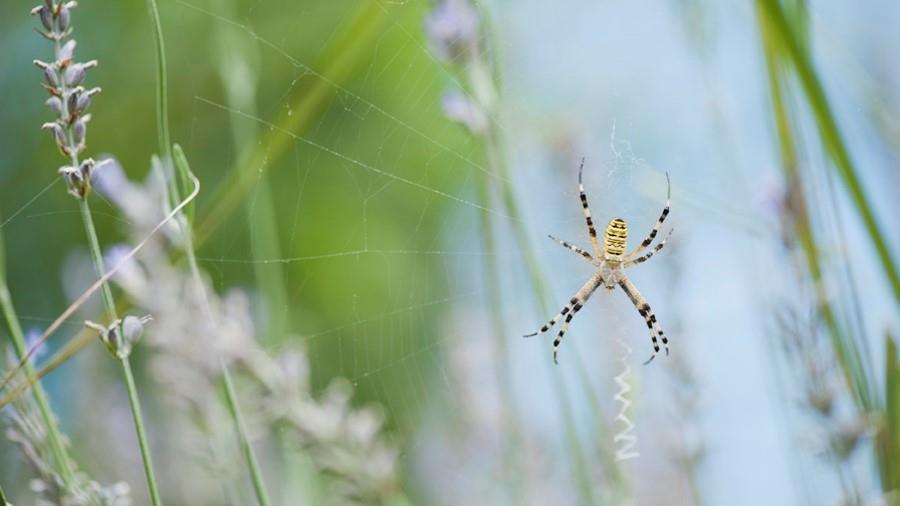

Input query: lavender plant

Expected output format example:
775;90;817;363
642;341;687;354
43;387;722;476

4;352;132;506
30;2;162;503
95;161;405;504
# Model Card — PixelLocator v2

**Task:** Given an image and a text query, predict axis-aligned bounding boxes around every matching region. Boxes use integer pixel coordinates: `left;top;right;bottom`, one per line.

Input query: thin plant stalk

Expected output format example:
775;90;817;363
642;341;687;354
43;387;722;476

756;0;874;413
222;359;272;506
36;7;163;497
757;0;900;303
147;0;275;492
212;3;297;499
144;0;172;171
0;481;8;505
175;147;273;505
455;11;600;500
0;225;77;495
78;199;163;506
470;67;597;506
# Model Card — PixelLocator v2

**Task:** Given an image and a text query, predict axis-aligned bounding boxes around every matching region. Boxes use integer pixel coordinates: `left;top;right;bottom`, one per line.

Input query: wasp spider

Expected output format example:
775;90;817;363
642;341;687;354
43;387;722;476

525;159;673;365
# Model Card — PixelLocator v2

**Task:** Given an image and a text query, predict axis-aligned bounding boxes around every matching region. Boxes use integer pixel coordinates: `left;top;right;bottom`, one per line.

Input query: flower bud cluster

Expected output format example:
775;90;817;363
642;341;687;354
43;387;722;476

85;315;153;360
32;0;102;199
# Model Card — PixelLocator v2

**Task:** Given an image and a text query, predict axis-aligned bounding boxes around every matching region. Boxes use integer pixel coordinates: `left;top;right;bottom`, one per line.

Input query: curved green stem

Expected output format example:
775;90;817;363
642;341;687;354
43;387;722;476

79;199;163;506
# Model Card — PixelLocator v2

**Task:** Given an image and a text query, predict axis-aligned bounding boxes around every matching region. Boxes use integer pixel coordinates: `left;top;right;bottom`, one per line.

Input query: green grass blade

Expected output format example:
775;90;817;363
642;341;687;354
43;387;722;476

758;0;900;303
756;0;875;413
196;1;387;243
145;0;172;167
0;218;78;493
883;334;899;491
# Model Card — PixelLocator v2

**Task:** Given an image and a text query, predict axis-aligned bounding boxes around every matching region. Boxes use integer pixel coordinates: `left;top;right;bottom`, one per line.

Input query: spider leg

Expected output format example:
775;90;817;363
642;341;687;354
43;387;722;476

617;278;669;364
625;228;673;266
523;298;577;338
553;302;585;364
524;273;603;363
627;172;671;258
577;158;603;257
548;234;595;263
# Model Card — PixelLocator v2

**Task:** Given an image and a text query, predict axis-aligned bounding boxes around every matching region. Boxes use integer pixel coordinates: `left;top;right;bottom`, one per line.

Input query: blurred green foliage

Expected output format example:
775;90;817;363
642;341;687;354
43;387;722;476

0;0;476;450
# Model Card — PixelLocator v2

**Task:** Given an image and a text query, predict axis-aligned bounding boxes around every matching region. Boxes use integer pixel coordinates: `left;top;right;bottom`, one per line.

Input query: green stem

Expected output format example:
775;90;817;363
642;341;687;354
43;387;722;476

0;228;77;494
120;357;163;506
78;200;116;319
222;360;272;506
214;4;290;494
146;0;274;492
184;223;274;506
0;480;8;505
78;199;163;506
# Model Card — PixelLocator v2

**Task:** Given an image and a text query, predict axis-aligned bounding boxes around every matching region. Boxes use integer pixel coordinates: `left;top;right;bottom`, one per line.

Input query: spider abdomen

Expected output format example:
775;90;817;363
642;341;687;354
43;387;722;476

604;218;628;257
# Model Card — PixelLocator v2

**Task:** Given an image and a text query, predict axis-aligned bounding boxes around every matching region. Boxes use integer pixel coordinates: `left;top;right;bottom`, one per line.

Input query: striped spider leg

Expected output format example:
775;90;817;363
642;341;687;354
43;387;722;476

524;272;604;364
525;162;674;364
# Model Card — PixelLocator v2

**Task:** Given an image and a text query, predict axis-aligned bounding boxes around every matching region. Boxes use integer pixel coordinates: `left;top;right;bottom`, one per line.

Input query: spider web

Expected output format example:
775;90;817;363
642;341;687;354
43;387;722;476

0;0;754;503
5;0;896;505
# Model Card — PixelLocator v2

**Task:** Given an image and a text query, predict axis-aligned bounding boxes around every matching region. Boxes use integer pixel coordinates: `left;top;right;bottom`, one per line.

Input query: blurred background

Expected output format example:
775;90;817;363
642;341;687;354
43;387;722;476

0;0;898;504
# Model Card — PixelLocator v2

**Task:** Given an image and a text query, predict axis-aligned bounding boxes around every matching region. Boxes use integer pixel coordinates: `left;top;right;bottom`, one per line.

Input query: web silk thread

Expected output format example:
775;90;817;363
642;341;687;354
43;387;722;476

613;337;639;461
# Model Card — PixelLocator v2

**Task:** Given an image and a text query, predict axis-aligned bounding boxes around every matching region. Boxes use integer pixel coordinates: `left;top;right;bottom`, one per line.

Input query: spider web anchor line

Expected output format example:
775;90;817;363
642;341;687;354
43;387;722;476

613;337;639;462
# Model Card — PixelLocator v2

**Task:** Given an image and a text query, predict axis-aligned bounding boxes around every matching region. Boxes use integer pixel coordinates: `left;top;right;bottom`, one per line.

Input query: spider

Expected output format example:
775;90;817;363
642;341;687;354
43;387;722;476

524;159;673;365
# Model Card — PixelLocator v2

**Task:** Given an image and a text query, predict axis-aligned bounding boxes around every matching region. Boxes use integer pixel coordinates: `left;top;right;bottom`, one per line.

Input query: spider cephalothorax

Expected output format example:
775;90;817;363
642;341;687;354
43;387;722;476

525;159;673;364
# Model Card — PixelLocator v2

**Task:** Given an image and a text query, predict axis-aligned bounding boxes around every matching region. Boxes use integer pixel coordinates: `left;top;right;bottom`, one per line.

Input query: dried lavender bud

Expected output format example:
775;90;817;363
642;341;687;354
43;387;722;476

424;0;480;62
56;2;70;32
56;39;75;65
33;5;54;32
71;113;90;147
63;60;95;87
85;315;152;359
79;157;94;176
43;0;54;10
75;87;99;115
122;315;151;347
66;86;82;117
33;59;59;88
42;121;67;151
85;319;118;353
45;96;63;116
59;164;85;198
441;90;486;134
807;385;834;417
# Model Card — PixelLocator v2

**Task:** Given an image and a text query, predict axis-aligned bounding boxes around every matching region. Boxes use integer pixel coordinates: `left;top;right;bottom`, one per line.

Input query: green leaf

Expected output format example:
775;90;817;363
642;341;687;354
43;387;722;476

172;143;196;225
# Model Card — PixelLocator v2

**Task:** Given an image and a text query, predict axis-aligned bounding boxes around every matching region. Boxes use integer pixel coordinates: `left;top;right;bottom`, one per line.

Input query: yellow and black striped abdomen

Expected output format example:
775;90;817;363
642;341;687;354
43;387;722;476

604;218;628;256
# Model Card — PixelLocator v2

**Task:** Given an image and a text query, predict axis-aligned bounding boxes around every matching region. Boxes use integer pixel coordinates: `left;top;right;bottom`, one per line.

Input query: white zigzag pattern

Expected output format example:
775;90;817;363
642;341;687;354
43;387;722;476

613;337;639;461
